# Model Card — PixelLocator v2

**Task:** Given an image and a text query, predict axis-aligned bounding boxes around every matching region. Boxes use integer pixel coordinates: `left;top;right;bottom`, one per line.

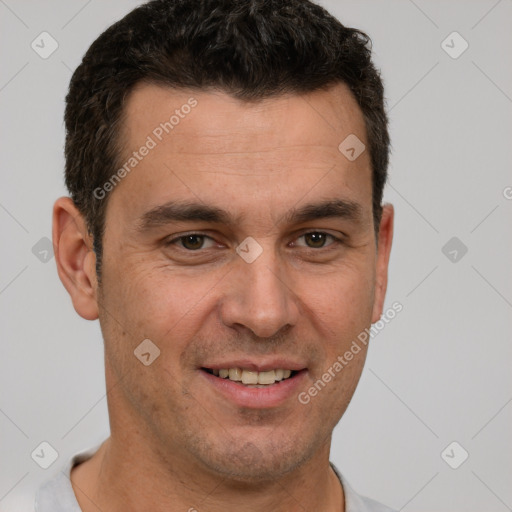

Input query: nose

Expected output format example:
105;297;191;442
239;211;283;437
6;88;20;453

219;247;300;339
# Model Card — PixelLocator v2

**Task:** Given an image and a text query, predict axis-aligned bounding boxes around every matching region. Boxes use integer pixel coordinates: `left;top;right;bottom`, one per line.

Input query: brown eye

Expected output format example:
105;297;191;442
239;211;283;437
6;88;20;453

166;233;218;253
303;232;331;248
294;231;342;249
179;234;206;250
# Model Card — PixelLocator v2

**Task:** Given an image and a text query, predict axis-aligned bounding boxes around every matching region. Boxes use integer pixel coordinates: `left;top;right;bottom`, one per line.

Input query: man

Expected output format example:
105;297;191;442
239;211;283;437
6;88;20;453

37;0;395;510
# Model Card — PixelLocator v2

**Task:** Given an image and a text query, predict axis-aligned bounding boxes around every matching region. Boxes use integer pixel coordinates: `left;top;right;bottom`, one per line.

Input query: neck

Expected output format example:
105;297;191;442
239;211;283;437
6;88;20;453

71;434;344;512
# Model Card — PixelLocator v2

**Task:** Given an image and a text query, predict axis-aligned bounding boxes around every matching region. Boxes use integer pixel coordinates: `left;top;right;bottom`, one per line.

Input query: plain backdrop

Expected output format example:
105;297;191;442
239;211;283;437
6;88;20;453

1;1;511;510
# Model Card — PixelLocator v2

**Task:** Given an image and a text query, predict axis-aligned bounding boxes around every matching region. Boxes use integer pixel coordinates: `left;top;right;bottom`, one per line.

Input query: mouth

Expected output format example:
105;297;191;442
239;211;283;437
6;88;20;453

199;365;307;408
201;367;300;387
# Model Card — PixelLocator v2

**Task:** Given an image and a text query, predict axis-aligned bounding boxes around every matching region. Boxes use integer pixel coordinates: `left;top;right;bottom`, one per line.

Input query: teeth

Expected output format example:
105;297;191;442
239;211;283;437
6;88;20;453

213;367;295;385
228;368;242;381
241;370;258;385
257;370;276;385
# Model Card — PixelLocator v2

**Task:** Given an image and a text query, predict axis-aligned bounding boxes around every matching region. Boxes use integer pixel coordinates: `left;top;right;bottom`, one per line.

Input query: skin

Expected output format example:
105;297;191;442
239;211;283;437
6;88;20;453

53;82;393;512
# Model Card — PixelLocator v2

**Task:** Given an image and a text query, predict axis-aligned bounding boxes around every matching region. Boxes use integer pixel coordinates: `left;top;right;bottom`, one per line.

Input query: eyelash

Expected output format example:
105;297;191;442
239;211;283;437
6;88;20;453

165;231;343;251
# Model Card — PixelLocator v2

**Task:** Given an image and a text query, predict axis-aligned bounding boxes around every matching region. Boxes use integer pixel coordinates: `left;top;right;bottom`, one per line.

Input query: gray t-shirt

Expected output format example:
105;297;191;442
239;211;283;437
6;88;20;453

35;446;396;512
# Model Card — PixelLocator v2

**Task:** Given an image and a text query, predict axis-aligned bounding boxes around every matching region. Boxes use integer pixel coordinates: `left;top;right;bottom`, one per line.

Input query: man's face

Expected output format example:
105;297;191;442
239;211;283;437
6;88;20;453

94;83;391;481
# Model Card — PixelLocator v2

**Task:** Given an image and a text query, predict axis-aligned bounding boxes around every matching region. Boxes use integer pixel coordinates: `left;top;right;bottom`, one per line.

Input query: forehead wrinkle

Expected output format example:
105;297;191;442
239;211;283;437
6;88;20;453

154;143;340;157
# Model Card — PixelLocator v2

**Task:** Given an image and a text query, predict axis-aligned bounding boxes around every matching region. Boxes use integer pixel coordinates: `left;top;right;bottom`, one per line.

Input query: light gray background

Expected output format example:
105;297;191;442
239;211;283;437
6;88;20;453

1;1;511;510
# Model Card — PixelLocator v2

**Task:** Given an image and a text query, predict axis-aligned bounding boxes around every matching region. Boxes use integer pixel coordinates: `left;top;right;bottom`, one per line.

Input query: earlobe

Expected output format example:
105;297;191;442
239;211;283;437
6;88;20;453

52;197;99;321
371;203;394;323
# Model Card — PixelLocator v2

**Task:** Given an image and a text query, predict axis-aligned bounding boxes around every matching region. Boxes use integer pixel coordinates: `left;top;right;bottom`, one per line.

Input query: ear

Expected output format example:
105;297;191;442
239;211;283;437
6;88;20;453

52;197;99;320
371;203;394;323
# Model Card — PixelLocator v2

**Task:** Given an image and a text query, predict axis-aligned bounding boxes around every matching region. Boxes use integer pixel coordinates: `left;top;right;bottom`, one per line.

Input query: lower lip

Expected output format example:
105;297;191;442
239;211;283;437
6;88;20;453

200;369;307;409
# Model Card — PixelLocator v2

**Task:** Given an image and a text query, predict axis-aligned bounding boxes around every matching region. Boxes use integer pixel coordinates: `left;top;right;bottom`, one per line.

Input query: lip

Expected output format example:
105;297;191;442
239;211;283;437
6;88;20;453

199;367;308;409
200;359;307;372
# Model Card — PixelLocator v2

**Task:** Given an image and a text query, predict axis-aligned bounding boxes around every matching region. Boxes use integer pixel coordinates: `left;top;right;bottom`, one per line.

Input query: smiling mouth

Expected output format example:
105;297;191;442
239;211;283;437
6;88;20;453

201;367;301;387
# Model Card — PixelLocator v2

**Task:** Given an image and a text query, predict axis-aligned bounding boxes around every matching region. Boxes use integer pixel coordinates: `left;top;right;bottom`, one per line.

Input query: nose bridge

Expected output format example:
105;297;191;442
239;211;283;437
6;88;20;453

220;239;298;338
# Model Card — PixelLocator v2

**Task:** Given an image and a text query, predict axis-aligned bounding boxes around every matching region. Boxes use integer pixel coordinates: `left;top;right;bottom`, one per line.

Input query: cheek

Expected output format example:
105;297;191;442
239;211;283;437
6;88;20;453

304;261;376;334
128;267;224;331
100;257;228;361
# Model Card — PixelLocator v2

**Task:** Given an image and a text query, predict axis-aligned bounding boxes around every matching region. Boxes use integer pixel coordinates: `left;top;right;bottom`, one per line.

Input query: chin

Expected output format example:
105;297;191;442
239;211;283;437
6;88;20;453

192;431;315;483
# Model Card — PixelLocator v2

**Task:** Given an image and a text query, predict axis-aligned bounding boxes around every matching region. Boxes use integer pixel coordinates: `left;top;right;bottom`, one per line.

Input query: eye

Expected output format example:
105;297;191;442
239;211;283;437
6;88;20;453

168;234;216;251
166;231;341;253
294;232;339;249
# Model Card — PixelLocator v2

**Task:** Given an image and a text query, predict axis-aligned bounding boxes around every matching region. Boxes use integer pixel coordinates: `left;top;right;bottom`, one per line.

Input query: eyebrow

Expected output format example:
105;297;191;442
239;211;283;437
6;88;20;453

136;198;363;232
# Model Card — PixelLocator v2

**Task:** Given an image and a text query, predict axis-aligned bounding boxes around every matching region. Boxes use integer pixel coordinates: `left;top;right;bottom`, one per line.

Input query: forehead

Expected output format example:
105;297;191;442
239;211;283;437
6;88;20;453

121;82;367;154
108;82;372;229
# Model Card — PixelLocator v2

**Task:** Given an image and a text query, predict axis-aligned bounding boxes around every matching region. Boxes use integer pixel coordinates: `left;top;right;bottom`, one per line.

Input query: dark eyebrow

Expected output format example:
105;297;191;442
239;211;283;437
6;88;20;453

136;198;363;232
137;201;243;231
281;198;363;225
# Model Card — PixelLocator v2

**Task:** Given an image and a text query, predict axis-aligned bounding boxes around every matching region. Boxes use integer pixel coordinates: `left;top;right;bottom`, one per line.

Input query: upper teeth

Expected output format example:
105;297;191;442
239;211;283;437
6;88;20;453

214;368;292;385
